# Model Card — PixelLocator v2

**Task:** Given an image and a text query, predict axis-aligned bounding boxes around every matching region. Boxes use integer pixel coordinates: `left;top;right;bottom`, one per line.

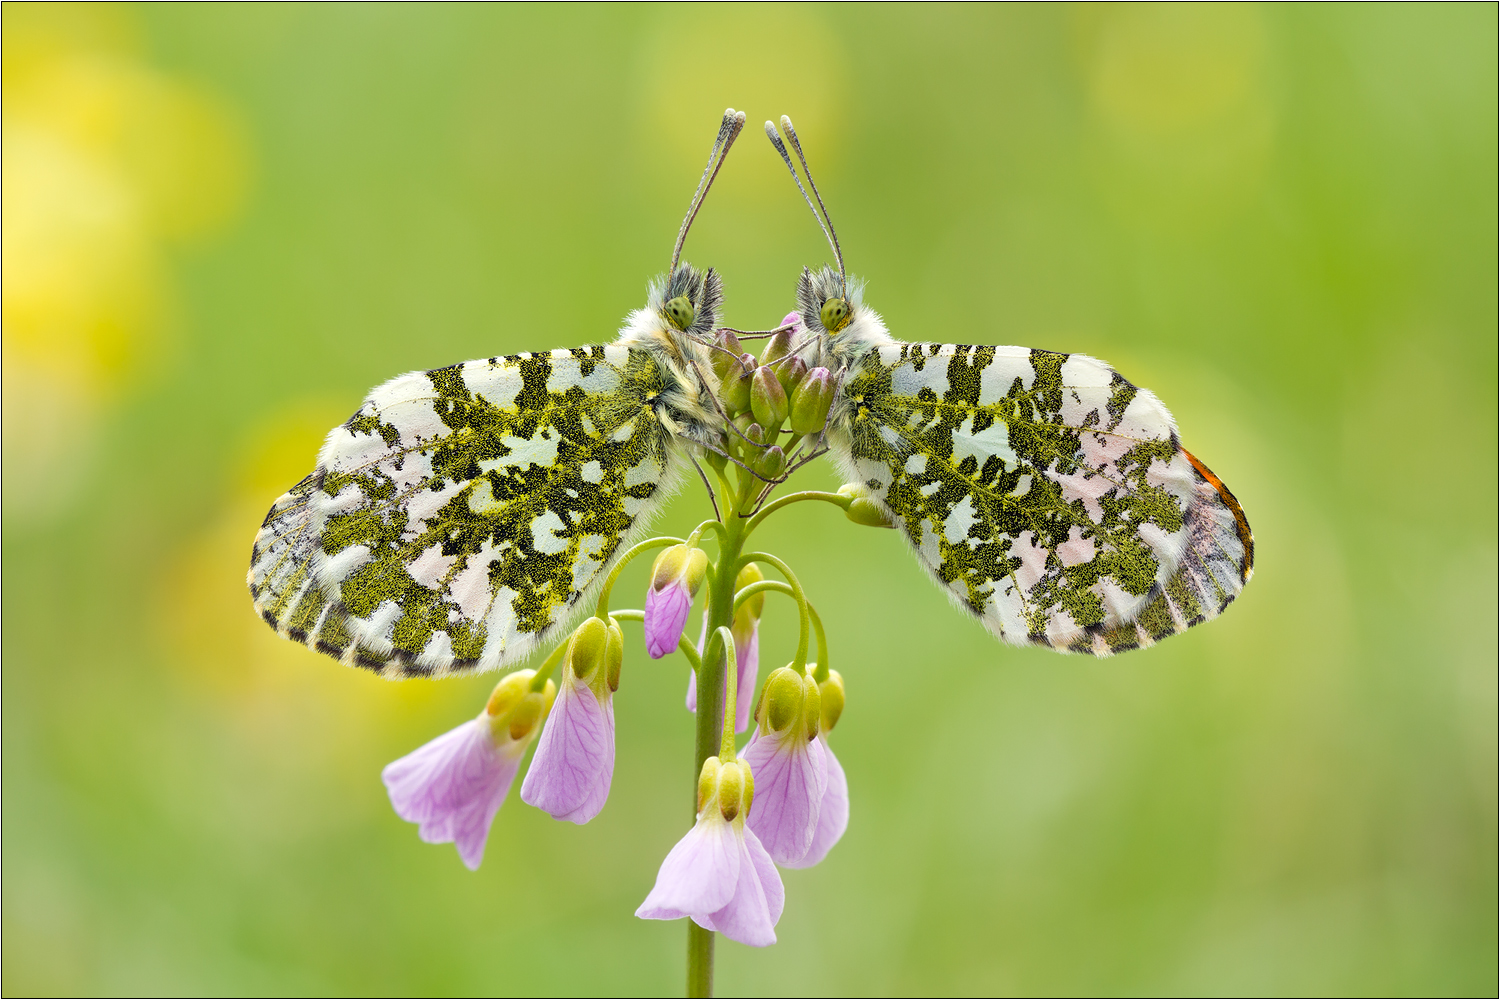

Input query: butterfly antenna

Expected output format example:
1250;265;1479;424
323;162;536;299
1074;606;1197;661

769;115;846;296
671;108;747;277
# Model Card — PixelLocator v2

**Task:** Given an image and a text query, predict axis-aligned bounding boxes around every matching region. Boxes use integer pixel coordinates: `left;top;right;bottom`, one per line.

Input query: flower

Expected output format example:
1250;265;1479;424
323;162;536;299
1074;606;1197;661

782;669;849;869
644;543;708;659
685;563;765;733
637;756;784;947
382;669;555;870
740;666;828;866
521;617;623;824
782;738;847;869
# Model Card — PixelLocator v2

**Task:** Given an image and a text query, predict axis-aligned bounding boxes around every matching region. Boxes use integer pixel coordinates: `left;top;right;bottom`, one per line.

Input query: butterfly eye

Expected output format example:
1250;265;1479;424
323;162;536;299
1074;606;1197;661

663;296;696;331
820;297;851;333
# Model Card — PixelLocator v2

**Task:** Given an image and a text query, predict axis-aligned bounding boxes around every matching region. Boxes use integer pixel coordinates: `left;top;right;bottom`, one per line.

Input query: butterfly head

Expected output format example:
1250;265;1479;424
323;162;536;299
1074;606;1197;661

795;264;886;371
652;262;723;339
798;265;853;336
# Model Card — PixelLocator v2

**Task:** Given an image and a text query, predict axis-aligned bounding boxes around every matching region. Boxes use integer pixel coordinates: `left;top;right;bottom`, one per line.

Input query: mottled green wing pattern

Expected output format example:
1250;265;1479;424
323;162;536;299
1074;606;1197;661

836;343;1253;655
248;346;684;678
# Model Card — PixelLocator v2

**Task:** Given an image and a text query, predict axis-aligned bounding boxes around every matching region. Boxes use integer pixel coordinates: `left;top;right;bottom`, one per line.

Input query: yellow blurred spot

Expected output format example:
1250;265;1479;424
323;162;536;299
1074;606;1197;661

638;6;849;199
1073;5;1274;234
2;5;250;518
154;399;462;757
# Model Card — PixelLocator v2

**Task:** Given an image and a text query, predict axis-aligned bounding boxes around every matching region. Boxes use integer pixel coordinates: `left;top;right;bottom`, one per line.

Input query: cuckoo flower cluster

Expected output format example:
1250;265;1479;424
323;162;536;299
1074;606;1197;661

383;313;877;947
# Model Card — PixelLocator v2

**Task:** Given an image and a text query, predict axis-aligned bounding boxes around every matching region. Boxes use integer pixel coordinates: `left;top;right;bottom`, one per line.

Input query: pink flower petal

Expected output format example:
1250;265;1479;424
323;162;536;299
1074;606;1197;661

734;624;759;734
741;727;828;866
520;671;615;824
698;827;781;948
644;581;691;659
780;737;848;869
636;814;740;920
381;718;522;871
744;825;784;926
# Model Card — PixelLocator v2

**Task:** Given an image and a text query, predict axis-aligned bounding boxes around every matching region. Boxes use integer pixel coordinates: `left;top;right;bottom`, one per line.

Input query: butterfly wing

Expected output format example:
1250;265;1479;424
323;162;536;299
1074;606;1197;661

248;346;687;678
834;343;1252;655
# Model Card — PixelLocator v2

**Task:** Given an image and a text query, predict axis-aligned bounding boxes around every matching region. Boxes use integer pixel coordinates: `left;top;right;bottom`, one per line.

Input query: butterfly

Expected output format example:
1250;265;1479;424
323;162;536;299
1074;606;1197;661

248;110;749;678
248;109;1253;680
762;116;1253;655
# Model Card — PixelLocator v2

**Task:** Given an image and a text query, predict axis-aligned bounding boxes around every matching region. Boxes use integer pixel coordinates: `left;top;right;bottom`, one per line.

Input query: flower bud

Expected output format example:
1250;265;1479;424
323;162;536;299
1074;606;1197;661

704;447;728;473
761;328;793;368
484;669;557;743
711;330;744;380
567;616;611;681
756;445;786;480
720;354;754;414
837;483;896;528
818;669;845;732
776;355;809;397
645;545;710;659
697;755;721;812
803;672;822;741
762;666;806;733
790;367;836;435
743;421;766;447
751;367;788;431
734;562;766;624
651;544;708;594
605;616;624;692
716;760;745;821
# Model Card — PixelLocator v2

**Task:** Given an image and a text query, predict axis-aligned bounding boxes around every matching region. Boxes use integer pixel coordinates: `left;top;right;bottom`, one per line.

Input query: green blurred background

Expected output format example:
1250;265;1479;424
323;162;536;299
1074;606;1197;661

4;3;1495;995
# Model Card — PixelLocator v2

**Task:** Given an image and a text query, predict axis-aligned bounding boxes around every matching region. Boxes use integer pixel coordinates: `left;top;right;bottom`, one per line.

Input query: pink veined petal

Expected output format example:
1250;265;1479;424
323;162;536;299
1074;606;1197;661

700;826;779;947
636;814;740;920
742;825;784;926
780;737;848;870
520;671;615;824
381;718;522;871
685;614;708;712
734;623;759;734
741;727;829;866
558;695;614;824
644;581;691;659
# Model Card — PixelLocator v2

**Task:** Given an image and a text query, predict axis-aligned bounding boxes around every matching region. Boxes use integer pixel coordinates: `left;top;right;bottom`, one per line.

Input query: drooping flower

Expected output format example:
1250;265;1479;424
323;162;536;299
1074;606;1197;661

784;738;848;869
644;544;709;659
686;563;765;733
521;616;623;824
740;665;828;866
637;756;784;947
781;669;849;869
382;669;555;870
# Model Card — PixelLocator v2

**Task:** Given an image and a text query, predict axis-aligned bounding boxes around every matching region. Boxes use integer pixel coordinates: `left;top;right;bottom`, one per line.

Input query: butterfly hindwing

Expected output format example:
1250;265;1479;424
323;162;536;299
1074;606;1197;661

836;342;1252;655
249;345;686;678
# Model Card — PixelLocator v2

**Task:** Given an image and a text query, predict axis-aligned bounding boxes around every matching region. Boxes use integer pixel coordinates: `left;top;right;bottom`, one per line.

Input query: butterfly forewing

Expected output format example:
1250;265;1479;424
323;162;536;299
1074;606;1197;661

838;342;1252;655
249;345;684;678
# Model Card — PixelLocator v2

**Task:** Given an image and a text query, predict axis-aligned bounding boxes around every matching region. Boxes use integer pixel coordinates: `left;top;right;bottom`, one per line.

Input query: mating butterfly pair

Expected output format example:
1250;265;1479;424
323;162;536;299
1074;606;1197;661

248;109;1253;679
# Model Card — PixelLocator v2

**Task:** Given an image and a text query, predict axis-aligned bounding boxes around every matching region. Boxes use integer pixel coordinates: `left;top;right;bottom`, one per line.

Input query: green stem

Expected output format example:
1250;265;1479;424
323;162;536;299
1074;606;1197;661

743;490;850;534
714;625;738;761
734;581;828;681
687;924;714;998
594;536;683;618
738;551;810;669
607;610;703;670
528;640;570;692
685;464;759;997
